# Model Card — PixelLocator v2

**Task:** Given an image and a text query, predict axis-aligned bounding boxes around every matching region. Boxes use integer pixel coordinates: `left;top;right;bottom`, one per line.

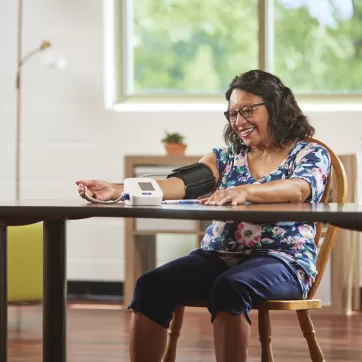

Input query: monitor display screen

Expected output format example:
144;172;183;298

138;182;155;191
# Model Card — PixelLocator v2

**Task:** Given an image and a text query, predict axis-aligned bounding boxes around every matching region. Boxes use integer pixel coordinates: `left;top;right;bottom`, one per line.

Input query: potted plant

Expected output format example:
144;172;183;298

161;131;187;156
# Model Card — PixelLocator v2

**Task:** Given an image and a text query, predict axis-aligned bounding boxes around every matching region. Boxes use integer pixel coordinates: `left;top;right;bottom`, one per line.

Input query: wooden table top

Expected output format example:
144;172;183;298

0;200;362;230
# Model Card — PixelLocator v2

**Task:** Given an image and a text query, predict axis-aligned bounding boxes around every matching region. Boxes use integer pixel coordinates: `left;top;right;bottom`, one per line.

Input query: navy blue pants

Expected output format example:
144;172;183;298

128;250;302;328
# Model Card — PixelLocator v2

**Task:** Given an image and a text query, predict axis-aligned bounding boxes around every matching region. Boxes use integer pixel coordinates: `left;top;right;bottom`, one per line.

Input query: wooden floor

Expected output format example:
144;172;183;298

7;302;362;361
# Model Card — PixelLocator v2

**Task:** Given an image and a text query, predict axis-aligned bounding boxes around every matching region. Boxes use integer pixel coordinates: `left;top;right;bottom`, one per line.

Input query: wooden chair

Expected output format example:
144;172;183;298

162;138;348;362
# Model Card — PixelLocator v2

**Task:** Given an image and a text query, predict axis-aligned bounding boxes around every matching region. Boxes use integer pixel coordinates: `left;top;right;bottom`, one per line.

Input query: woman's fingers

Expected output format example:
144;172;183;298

216;195;232;205
206;190;242;205
78;183;95;200
204;197;215;205
77;184;85;198
231;196;241;205
203;190;220;204
204;192;229;205
198;198;209;204
76;179;97;187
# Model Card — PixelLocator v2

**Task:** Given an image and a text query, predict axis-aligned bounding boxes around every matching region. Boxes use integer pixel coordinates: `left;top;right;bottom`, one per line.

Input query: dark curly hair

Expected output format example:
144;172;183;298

224;69;315;153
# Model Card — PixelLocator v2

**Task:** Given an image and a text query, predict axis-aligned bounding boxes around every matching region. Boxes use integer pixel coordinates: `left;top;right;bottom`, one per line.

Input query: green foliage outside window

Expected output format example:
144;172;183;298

132;0;258;94
131;0;362;95
275;0;362;93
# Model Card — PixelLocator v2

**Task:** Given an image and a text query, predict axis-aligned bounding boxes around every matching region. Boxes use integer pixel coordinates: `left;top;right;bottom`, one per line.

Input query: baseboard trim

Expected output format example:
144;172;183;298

67;281;123;301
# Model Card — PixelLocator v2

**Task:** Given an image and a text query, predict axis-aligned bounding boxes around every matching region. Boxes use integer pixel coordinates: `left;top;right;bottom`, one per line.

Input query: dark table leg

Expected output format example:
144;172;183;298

43;220;67;362
0;225;7;362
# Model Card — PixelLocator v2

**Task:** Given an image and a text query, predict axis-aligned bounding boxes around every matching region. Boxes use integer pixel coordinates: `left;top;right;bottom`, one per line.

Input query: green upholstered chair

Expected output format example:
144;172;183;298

8;222;43;303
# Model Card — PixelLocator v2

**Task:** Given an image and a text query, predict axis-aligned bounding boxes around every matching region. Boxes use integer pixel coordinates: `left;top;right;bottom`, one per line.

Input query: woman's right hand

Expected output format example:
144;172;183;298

76;180;121;202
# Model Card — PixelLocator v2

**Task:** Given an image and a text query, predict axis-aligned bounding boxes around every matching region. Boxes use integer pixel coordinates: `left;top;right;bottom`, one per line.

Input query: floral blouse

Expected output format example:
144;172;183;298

199;141;331;299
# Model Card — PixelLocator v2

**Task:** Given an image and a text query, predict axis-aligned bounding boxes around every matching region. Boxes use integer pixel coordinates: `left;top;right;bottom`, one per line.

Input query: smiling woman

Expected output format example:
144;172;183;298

223;70;315;153
77;69;331;362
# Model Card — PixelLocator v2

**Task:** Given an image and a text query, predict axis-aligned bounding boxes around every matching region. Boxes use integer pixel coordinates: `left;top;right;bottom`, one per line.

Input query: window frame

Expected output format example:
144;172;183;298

104;0;362;110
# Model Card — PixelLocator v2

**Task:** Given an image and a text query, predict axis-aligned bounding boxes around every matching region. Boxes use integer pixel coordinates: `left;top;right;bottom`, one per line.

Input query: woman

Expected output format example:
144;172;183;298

77;70;331;362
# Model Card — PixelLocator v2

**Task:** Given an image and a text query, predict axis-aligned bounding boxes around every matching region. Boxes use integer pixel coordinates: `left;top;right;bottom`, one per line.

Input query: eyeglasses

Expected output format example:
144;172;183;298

224;102;265;123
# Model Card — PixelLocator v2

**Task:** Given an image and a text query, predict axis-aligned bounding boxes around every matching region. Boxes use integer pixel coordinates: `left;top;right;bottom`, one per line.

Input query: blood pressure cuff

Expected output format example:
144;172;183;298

166;163;216;199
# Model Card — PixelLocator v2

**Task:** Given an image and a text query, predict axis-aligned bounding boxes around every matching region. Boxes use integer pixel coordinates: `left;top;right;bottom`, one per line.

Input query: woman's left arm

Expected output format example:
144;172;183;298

200;178;310;205
243;178;311;203
200;144;331;206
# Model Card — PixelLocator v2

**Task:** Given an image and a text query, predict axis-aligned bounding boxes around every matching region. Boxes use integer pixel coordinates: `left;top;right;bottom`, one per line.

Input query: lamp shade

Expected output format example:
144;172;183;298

41;47;67;69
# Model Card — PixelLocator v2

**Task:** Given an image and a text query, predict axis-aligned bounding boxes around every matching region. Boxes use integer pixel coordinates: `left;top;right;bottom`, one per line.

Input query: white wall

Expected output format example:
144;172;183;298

1;0;361;284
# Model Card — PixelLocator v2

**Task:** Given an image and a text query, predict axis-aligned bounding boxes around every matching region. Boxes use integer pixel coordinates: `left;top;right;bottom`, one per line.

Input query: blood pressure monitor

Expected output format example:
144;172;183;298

124;178;163;206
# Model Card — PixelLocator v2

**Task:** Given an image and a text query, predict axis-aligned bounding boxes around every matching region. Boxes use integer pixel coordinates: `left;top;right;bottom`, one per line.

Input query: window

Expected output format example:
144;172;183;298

131;0;258;95
104;0;362;108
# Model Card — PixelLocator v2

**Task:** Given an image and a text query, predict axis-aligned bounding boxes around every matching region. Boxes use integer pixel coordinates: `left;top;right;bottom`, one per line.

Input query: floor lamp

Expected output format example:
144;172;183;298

15;0;65;201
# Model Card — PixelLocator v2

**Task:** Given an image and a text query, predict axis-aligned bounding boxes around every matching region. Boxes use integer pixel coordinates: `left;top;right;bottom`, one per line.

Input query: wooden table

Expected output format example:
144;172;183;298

1;200;362;362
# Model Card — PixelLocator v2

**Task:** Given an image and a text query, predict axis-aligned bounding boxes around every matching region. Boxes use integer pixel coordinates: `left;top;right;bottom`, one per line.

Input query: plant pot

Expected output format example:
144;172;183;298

164;143;187;156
